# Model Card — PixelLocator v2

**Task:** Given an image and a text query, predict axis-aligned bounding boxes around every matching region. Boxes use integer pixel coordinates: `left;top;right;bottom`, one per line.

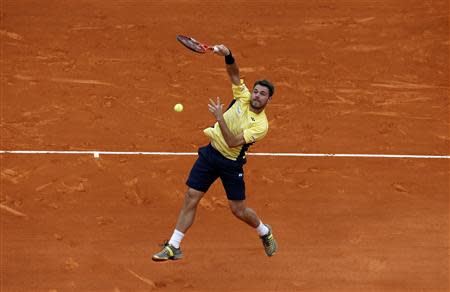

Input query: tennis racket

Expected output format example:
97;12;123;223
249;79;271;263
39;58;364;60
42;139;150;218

176;35;218;54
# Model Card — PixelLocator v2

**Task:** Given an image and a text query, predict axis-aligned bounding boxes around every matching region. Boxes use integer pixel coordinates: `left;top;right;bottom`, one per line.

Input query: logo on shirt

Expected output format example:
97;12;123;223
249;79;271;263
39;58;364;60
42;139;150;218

236;106;242;116
251;117;255;122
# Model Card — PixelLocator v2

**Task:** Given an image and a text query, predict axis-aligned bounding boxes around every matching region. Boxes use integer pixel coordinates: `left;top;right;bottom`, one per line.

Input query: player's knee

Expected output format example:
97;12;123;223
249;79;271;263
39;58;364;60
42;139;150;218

185;188;204;204
229;203;245;219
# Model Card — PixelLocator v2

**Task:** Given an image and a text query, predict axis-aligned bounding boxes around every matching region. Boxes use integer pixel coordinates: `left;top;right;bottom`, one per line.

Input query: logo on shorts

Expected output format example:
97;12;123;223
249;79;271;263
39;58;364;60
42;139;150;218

238;173;243;177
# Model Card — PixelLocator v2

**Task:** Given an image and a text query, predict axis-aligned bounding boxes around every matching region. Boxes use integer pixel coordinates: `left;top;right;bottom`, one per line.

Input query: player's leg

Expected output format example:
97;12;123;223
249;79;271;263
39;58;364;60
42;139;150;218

174;187;205;234
217;161;258;227
153;145;218;261
152;188;204;262
219;165;278;257
174;144;218;241
228;199;259;227
228;200;277;256
218;162;257;227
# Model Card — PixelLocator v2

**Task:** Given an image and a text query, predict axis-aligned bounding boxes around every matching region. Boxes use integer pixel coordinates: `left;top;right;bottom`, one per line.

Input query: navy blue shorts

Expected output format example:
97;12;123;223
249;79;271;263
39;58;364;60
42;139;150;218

186;144;245;200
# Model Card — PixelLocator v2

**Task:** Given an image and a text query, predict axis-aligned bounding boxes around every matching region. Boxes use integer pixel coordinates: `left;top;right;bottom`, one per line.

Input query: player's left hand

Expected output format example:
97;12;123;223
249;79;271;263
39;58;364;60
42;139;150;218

208;97;224;121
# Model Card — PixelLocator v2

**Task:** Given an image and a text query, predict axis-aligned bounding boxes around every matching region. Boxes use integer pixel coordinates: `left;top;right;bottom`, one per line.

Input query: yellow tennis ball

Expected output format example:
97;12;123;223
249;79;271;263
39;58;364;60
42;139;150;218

174;103;183;112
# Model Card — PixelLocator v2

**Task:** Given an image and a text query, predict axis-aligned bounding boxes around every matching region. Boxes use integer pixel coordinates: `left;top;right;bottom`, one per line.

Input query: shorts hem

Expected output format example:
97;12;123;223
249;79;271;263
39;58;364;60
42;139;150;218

186;180;209;193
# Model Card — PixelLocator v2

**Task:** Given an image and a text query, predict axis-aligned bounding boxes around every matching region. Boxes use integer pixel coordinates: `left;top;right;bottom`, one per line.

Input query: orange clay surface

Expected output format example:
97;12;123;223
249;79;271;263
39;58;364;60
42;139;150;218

1;1;449;291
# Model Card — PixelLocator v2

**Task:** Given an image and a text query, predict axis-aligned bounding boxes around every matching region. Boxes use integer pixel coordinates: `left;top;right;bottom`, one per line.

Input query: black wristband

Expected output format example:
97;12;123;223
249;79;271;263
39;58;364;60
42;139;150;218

225;51;235;65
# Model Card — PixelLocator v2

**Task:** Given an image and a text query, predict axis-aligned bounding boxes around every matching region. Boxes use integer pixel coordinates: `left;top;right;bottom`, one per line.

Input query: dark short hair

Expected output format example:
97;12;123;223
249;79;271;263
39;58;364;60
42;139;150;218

253;79;275;97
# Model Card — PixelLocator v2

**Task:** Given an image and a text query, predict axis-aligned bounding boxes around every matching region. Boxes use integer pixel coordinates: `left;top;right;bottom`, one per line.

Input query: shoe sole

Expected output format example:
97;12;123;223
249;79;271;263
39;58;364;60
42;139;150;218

152;254;183;262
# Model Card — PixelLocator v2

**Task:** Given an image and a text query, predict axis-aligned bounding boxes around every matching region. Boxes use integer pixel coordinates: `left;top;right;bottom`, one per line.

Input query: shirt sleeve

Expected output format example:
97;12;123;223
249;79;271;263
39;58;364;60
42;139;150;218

231;79;251;102
243;120;268;144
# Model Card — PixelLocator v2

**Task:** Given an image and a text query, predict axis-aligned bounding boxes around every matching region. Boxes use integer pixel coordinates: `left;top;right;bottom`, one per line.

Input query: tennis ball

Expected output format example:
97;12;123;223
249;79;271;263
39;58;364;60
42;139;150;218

174;103;183;112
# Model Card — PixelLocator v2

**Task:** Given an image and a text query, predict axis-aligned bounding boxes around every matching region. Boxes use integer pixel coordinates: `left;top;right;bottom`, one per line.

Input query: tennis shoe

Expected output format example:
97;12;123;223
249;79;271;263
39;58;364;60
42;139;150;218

152;241;183;261
260;224;277;256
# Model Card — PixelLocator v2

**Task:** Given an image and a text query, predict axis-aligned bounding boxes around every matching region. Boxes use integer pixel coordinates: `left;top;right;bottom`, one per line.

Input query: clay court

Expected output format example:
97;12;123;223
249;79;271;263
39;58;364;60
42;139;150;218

1;1;449;291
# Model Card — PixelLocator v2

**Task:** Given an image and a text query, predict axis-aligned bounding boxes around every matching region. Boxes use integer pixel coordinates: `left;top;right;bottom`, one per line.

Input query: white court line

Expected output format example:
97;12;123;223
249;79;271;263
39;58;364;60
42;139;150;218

0;150;449;159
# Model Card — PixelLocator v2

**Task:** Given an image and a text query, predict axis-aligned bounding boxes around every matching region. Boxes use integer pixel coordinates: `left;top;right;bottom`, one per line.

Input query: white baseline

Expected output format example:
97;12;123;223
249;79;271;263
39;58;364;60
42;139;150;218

0;150;449;159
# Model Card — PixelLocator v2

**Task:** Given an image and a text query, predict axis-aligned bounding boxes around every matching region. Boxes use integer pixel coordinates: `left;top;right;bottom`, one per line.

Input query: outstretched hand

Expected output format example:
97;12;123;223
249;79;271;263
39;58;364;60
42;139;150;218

208;97;224;121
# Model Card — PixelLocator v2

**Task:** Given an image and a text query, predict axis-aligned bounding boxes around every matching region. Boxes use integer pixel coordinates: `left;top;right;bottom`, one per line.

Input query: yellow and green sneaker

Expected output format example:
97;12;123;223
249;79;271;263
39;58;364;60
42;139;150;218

260;224;277;256
152;241;183;261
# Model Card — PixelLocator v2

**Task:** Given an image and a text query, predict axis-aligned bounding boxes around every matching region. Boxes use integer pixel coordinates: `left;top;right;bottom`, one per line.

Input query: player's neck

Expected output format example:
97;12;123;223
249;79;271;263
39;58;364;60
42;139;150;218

250;105;264;114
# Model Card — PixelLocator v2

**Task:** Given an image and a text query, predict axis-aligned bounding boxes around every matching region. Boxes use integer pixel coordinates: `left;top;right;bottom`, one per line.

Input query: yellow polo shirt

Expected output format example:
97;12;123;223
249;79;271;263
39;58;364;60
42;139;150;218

203;80;268;161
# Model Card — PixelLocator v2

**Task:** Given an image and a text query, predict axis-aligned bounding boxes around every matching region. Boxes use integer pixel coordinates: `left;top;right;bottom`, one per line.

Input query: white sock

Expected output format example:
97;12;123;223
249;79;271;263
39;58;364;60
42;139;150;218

168;229;184;249
256;221;269;237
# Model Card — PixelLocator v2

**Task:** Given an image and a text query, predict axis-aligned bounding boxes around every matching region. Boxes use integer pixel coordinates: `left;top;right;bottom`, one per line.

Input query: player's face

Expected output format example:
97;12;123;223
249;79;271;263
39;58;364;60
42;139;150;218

251;85;271;110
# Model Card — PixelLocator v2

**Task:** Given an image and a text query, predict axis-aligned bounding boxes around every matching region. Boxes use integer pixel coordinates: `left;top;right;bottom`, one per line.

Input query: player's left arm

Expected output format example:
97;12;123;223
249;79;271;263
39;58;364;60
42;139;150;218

208;97;245;148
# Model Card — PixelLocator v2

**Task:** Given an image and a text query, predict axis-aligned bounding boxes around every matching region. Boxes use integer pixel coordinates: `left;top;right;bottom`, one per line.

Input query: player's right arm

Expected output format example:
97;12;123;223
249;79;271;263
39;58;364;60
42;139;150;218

214;44;240;86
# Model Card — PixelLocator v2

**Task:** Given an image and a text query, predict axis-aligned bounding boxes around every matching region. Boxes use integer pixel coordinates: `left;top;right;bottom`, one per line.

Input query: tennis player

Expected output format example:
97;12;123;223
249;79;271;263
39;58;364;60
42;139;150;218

152;44;277;261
